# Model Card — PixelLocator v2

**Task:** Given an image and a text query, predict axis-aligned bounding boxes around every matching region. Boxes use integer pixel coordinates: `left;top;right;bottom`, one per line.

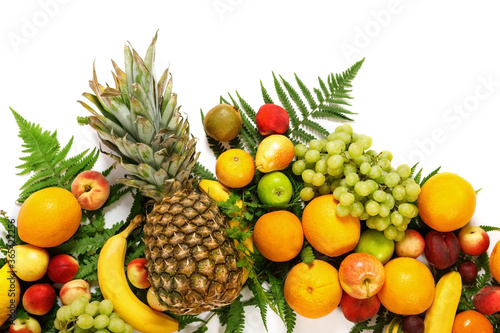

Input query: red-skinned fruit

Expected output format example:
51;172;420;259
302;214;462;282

339;291;380;323
255;104;289;136
457;261;478;283
458;225;490;256
424;231;460;269
473;285;500;315
9;316;42;333
22;284;56;316
402;315;425;333
47;254;79;283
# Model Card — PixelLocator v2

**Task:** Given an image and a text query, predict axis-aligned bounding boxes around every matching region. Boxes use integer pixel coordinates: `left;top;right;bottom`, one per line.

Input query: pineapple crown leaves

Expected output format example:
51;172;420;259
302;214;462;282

10;109;99;202
78;32;199;201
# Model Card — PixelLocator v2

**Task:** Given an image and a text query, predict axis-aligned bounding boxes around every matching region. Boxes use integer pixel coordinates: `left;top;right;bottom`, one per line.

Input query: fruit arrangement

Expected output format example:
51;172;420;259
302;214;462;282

2;33;500;333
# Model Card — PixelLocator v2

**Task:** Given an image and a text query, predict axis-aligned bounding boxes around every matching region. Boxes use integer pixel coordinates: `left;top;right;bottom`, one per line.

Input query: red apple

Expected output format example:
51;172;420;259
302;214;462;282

9;316;42;333
59;279;91;305
473;285;500;315
395;229;425;259
338;252;386;299
424;231;460;269
22;283;56;316
71;170;110;210
47;254;79;283
458;225;490;256
255;104;289;136
339;291;380;323
127;258;151;289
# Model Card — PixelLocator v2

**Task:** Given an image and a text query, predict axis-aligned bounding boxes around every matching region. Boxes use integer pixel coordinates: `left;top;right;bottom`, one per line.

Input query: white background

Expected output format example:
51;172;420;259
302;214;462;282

1;1;500;332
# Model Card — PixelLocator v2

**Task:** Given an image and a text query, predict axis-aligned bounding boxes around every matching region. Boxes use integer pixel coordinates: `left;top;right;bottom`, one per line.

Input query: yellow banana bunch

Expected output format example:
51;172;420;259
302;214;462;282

199;179;254;282
97;215;178;333
423;271;462;333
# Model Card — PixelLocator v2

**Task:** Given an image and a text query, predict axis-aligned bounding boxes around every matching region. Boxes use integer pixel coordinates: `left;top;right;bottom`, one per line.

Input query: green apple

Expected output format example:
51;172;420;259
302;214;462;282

354;229;395;264
257;171;293;206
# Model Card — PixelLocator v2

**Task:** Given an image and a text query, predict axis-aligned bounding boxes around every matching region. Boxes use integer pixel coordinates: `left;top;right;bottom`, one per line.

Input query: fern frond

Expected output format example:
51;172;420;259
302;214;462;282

294;73;318;110
301;119;329;137
280;75;308;119
272;72;300;127
260;81;274;104
193;162;216;181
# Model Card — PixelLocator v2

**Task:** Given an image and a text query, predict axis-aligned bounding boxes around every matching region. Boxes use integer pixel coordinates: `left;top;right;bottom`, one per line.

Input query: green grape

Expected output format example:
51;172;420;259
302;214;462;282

357;134;373;150
390;211;404;227
395;222;408;232
401;178;416;187
354;181;371;197
379;203;391;217
85;301;100;317
379;150;393;161
392;185;406;201
61;306;74;322
108;318;126;333
54;319;65;330
394;230;406;242
311;173;326;187
302;169;315;183
360;162;371;175
294;144;307;158
377;158;391;171
319;139;328;152
350;202;364;217
368;165;382;179
315;159;328;174
384;172;401;187
318;182;331;195
123;324;134;333
359;211;370;221
333;186;349;200
339;192;355;206
396;164;411;179
292;160;307;175
305;161;316;170
304;149;321;163
94;314;110;330
384;225;398;240
398;203;415;218
336;123;353;135
335;131;351;144
336;203;352;217
405;194;418;203
71;297;89;317
373;190;387;203
374;216;390;231
344;163;357;176
95;330;111;333
366;216;377;229
309;139;323;151
109;312;120;320
348;142;363;158
345;173;360;186
383;193;395;209
74;326;89;333
327;139;346;154
365;200;380;216
327;166;344;177
56;306;69;322
300;187;315;201
365;179;379;193
327;154;344;169
99;299;114;316
76;314;94;330
405;182;421;197
330;179;343;192
411;205;419;218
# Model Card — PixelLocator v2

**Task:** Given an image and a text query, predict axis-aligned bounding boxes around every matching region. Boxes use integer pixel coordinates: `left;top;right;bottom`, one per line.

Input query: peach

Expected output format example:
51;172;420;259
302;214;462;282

339;291;380;323
22;283;56;316
146;287;168;312
59;279;91;305
11;244;49;282
395;229;425;258
127;258;151;289
339;253;385;299
71;170;110;210
9;316;42;333
47;254;79;283
473;285;500;315
458;225;490;256
255;104;289;137
424;231;460;269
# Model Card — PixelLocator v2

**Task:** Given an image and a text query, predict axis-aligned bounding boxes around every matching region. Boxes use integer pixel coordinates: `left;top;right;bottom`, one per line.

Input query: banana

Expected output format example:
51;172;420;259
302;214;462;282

423;271;462;333
97;215;178;333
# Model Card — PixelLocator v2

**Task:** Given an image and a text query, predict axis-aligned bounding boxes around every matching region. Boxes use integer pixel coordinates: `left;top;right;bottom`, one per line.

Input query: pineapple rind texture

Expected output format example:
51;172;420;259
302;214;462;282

144;190;243;315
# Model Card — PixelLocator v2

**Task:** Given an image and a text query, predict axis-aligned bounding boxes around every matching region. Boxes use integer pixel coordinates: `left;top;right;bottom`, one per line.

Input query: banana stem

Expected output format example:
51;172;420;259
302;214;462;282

121;215;145;239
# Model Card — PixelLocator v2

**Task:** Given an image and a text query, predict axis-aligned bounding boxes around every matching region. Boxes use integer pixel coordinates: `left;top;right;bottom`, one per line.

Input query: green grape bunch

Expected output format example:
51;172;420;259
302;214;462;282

54;296;133;333
292;124;420;241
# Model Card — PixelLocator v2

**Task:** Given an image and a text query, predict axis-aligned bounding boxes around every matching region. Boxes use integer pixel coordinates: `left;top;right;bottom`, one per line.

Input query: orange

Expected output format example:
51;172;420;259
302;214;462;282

284;260;342;319
252;210;303;262
377;257;435;315
17;187;82;248
452;310;493;333
215;148;255;188
488;240;500;282
417;172;476;232
301;194;360;257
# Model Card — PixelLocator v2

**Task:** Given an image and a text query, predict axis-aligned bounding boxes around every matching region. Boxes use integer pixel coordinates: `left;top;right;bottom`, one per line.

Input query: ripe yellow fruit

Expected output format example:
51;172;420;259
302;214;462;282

488;240;500;282
215;149;255;188
0;264;20;326
417;172;476;232
301;194;360;257
17;187;82;247
255;134;295;173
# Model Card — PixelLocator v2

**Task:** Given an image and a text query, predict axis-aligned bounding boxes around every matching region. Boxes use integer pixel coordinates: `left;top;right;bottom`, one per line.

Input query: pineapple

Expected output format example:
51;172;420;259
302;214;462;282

79;33;243;315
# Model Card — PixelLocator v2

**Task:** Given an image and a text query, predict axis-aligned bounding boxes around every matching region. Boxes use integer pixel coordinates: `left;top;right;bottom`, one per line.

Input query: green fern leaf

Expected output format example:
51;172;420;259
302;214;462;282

314;88;325;103
273;72;300;127
260;81;274;104
301;119;329;137
294;74;318;110
225;295;245;333
318;76;329;96
193;162;216;181
280;75;309;119
290;128;316;143
419;166;441;186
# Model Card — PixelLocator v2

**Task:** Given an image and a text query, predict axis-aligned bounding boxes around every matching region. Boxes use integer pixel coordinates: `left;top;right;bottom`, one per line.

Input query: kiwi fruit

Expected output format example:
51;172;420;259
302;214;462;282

203;104;242;141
